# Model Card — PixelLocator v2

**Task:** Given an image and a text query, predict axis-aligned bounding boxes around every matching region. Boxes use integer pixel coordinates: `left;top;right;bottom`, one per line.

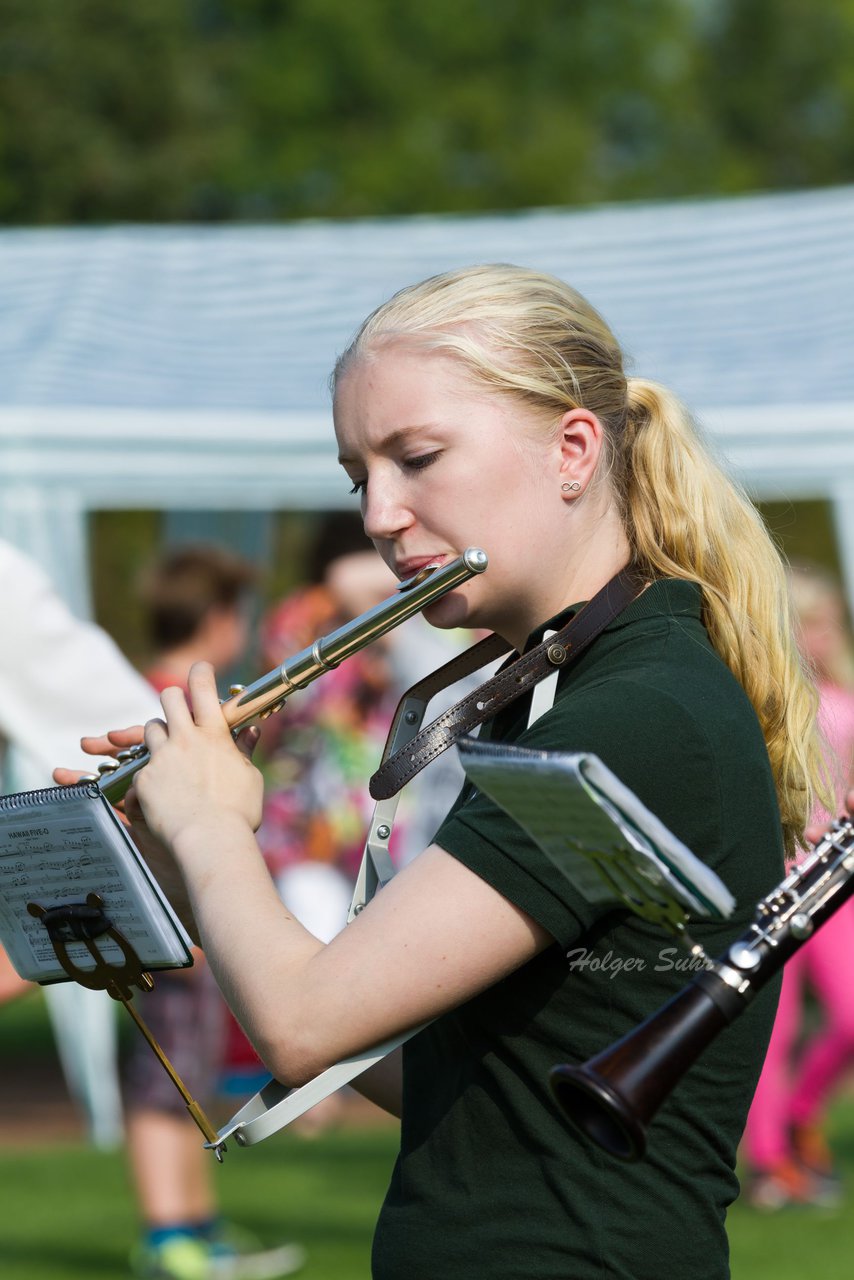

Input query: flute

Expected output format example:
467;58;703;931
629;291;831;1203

96;547;488;803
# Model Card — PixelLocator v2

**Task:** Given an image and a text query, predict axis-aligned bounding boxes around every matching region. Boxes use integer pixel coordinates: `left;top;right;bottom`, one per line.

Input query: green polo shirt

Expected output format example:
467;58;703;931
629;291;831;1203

372;578;785;1280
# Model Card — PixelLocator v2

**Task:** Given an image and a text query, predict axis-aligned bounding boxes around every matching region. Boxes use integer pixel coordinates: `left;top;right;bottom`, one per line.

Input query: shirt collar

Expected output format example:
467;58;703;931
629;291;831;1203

521;577;703;653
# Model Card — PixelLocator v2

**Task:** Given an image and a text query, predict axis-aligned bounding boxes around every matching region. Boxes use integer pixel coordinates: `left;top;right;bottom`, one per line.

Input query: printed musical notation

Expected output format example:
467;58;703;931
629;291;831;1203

0;785;192;984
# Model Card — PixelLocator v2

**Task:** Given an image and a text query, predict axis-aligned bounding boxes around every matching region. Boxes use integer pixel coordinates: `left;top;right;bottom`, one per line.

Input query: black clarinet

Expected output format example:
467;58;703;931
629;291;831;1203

550;814;854;1161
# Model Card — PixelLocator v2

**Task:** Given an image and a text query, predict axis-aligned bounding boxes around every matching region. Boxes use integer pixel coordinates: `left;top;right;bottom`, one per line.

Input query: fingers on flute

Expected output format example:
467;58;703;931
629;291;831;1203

143;717;169;751
235;725;261;759
79;729;141;756
159;684;194;729
53;767;90;786
53;724;146;786
186;661;230;730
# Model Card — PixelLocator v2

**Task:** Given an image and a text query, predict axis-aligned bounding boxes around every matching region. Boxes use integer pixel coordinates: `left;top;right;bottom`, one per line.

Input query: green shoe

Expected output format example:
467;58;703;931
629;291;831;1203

207;1223;305;1280
131;1234;214;1280
131;1229;305;1280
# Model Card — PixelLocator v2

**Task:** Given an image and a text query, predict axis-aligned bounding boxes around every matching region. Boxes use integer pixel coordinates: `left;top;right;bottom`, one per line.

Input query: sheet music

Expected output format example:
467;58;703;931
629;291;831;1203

457;738;735;922
0;784;192;983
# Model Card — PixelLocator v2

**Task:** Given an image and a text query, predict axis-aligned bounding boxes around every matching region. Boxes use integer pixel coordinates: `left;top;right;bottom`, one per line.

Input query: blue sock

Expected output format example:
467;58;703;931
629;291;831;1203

196;1217;222;1241
146;1222;208;1248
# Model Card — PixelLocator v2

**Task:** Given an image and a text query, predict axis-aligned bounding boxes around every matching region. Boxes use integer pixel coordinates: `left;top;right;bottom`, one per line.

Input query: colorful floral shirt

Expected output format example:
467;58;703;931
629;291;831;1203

255;584;403;880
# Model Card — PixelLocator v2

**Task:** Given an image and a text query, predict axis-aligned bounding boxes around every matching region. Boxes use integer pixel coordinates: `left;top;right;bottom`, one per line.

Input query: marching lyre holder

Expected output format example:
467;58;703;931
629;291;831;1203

26;893;225;1160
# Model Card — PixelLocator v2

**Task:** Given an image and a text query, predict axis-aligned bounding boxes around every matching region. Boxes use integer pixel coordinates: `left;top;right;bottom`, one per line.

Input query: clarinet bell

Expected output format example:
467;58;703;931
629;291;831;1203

550;1061;648;1161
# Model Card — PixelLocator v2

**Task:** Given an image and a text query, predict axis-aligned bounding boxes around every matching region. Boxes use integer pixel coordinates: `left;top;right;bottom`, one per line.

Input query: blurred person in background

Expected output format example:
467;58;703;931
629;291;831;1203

126;543;304;1280
257;515;405;948
742;561;854;1210
0;535;161;1144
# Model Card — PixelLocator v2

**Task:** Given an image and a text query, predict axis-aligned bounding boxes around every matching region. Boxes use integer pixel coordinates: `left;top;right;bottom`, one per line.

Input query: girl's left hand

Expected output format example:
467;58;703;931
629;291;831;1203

54;725;147;815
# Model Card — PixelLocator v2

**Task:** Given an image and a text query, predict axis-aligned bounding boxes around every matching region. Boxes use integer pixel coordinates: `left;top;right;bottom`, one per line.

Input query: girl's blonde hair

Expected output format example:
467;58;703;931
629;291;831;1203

333;264;827;856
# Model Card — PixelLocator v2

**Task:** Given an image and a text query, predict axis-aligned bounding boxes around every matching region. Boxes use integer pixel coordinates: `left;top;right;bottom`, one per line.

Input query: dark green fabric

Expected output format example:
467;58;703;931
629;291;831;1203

372;579;785;1280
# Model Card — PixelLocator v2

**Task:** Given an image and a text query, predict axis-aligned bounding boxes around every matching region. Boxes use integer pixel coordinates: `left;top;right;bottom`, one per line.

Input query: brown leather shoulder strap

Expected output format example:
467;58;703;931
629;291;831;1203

376;631;512;771
369;563;646;800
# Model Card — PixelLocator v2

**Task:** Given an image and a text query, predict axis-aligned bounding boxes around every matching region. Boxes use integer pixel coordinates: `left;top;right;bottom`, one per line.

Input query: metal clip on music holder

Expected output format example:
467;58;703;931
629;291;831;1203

26;892;225;1160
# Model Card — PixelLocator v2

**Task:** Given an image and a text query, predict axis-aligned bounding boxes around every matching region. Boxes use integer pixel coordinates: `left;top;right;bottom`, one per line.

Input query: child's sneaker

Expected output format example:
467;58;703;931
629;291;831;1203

131;1234;213;1280
131;1227;305;1280
207;1222;305;1279
744;1157;839;1211
790;1122;844;1207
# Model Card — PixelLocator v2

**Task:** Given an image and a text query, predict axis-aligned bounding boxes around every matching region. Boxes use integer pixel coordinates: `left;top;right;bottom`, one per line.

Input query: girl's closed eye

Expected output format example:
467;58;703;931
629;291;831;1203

404;452;441;473
349;479;367;496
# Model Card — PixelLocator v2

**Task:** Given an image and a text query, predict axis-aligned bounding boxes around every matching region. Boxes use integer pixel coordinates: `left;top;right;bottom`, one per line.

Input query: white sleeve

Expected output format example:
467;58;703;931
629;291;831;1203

0;541;161;787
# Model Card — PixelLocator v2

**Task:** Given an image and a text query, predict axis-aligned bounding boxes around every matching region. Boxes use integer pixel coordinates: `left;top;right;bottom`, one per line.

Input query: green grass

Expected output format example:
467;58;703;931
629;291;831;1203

728;1096;854;1280
4;1111;854;1280
3;995;854;1279
0;993;397;1278
0;1129;397;1280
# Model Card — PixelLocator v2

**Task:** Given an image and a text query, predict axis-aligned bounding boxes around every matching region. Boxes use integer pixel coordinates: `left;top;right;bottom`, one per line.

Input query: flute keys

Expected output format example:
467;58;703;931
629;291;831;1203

259;700;286;719
97;760;120;774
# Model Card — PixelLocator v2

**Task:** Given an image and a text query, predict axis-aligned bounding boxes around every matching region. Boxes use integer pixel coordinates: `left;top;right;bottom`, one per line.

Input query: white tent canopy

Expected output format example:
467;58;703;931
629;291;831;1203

1;184;853;613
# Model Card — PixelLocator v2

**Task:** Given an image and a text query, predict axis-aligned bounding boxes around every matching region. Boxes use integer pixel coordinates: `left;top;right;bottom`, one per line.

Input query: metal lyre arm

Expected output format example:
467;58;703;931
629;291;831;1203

27;894;223;1156
349;682;434;921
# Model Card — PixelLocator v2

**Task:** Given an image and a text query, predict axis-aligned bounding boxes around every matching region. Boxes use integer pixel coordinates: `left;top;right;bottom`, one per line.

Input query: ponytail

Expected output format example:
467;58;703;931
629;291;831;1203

620;378;828;857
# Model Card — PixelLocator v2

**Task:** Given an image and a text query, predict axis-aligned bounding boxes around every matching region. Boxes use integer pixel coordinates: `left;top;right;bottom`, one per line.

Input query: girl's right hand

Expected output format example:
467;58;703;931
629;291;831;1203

132;662;264;862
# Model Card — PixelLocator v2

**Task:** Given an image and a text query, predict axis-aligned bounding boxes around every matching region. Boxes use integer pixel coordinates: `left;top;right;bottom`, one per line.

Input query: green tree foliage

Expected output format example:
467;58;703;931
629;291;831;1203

212;0;710;215
0;2;224;220
697;0;854;191
0;0;852;224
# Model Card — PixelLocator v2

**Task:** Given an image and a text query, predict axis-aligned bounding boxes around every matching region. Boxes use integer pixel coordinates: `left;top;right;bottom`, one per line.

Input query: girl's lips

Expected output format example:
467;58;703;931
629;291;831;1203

395;554;448;580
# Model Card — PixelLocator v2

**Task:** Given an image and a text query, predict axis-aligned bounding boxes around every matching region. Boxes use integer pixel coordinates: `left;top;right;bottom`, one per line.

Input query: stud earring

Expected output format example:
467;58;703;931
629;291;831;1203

561;481;581;493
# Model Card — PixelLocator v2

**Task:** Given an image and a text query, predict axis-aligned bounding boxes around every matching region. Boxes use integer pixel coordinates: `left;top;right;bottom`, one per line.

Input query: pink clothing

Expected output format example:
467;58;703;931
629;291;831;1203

814;681;854;822
744;681;854;1168
743;903;854;1165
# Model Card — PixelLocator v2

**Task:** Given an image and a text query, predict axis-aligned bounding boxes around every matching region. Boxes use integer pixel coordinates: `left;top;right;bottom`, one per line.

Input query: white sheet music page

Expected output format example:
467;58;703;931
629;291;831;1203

0;782;193;983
